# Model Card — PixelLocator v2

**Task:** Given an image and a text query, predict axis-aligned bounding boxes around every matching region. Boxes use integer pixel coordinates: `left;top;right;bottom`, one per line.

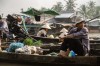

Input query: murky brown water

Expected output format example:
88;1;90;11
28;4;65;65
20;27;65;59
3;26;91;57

0;62;37;66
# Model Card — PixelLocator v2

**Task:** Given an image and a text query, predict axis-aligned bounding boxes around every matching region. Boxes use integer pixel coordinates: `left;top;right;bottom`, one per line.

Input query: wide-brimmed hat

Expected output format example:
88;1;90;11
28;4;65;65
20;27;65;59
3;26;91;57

75;18;85;25
60;28;68;33
41;24;51;29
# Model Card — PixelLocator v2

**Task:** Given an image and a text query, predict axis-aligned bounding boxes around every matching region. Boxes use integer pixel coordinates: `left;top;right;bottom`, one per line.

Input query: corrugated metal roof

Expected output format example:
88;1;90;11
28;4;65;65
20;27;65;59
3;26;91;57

89;19;100;26
55;13;74;18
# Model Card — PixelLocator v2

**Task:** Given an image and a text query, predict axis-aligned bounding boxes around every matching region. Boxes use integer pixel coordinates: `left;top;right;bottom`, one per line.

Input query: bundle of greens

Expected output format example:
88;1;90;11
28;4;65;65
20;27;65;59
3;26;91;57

23;38;42;46
23;38;33;46
33;40;42;46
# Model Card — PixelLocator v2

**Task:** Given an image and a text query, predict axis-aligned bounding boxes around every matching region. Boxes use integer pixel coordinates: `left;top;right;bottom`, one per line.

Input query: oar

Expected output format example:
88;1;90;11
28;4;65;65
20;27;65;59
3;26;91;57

21;16;37;41
86;15;100;22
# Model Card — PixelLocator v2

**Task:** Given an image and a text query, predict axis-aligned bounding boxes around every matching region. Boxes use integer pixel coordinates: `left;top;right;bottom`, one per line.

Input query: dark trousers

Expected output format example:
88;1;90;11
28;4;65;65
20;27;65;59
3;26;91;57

60;38;85;56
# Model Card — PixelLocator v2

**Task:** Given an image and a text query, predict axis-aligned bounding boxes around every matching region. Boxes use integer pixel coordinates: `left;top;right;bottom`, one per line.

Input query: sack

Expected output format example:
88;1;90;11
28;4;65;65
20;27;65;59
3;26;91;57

8;42;24;52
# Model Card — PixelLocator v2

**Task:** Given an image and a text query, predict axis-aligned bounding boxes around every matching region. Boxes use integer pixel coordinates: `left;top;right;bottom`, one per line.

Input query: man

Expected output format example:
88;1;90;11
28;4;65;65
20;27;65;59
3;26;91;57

0;16;4;51
59;19;90;57
0;15;9;51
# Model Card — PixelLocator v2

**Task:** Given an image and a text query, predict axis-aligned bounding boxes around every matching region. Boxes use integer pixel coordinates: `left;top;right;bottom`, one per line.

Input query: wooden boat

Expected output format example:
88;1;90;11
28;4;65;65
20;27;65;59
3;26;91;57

0;37;100;66
0;52;100;66
31;36;100;56
2;36;100;56
32;36;100;44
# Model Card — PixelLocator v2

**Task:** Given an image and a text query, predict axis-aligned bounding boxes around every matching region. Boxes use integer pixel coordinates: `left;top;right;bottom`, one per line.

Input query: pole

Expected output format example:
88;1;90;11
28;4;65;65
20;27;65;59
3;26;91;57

86;16;100;22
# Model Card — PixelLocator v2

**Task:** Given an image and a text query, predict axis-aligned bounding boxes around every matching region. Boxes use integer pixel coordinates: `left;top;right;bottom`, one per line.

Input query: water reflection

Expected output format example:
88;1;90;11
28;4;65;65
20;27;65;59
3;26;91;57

0;62;36;66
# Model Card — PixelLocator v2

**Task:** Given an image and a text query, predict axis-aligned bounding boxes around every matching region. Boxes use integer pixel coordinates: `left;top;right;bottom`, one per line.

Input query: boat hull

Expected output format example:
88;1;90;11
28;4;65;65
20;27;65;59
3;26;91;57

0;52;99;66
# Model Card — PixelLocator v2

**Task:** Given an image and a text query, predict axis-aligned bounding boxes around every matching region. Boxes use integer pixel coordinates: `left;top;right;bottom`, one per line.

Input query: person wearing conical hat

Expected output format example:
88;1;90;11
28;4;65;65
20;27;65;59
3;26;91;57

37;24;51;37
59;18;90;57
59;28;68;42
60;28;68;33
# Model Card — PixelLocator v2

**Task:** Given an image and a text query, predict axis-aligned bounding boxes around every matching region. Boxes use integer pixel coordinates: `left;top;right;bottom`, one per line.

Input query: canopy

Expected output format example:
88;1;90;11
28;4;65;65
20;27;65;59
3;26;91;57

21;8;42;16
43;10;59;15
21;8;59;16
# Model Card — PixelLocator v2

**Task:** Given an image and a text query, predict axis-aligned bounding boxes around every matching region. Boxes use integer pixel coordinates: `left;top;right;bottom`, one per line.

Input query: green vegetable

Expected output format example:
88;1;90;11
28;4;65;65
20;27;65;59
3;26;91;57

23;38;33;46
33;40;42;46
23;38;42;46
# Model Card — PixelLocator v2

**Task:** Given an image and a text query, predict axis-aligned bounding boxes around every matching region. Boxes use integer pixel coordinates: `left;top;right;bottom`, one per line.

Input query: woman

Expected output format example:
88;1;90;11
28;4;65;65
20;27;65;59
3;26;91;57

59;19;90;57
59;28;68;42
37;24;51;37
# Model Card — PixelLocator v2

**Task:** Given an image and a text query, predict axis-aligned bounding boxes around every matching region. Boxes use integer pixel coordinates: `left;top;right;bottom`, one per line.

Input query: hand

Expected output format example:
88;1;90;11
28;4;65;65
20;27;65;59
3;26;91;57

66;34;73;38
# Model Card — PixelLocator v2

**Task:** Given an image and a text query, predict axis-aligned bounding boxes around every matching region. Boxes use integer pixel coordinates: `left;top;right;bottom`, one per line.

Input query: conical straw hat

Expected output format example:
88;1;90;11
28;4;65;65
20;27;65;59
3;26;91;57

41;24;51;29
60;28;68;32
75;18;85;25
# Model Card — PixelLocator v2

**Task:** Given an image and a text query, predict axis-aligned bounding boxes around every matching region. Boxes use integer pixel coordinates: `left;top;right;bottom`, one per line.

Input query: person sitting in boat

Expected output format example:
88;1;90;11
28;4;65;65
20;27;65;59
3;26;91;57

59;28;68;42
0;16;9;51
59;19;90;57
0;16;3;51
37;24;51;37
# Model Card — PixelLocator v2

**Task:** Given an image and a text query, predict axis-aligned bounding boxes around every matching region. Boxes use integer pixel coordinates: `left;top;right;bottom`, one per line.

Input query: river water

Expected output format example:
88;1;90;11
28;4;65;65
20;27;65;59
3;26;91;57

0;62;41;66
0;62;33;66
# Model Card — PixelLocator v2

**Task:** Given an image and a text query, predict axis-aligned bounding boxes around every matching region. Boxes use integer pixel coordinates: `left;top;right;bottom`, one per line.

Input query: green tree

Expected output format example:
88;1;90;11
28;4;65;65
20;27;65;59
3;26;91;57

78;4;88;19
64;0;76;13
39;7;49;11
78;1;97;19
94;6;100;17
87;1;96;18
51;2;63;13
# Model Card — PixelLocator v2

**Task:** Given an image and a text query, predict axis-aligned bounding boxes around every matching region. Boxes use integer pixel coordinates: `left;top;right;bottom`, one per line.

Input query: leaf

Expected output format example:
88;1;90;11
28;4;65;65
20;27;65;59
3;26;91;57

23;38;33;46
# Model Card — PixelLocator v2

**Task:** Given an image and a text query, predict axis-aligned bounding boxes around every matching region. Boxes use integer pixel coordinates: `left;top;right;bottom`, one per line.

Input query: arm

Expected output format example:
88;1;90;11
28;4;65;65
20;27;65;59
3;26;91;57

66;27;88;38
72;27;88;37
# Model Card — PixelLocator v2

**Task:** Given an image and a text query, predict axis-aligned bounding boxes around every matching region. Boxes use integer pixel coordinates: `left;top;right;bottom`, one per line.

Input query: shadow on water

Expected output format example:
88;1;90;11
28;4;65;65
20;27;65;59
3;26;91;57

0;62;98;66
0;58;98;66
0;62;34;66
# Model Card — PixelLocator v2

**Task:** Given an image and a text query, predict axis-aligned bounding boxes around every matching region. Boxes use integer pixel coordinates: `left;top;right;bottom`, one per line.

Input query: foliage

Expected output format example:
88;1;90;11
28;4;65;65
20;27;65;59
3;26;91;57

33;40;42;46
78;4;88;19
64;0;76;13
51;0;76;13
51;2;63;13
87;1;96;19
23;38;34;46
78;1;100;19
94;6;100;17
40;7;49;12
23;38;42;46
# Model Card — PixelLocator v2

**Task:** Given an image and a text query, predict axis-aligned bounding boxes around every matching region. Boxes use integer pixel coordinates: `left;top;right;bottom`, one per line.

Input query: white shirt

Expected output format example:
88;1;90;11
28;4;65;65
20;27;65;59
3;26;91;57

37;29;47;37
